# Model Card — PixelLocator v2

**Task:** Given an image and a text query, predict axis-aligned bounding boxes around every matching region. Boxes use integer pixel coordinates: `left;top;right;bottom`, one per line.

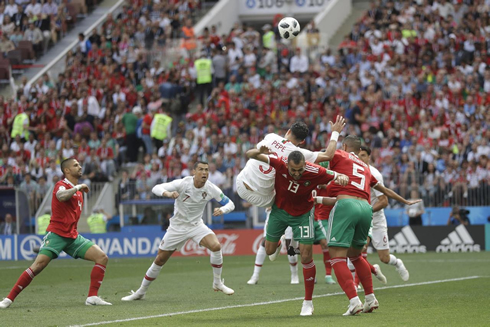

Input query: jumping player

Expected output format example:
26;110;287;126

246;146;349;316
0;158;111;309
315;135;421;316
358;145;409;281
121;161;235;301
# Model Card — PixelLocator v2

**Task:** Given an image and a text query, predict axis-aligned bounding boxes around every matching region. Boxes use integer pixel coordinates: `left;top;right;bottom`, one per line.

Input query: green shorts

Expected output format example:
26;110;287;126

39;232;94;259
315;219;329;243
266;205;326;245
368;220;373;240
327;199;373;249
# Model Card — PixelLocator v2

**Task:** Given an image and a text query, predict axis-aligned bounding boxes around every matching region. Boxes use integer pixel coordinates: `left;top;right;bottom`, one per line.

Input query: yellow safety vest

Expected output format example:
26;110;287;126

37;214;51;235
194;58;212;84
87;213;107;234
11;113;29;139
151;113;172;141
263;31;275;50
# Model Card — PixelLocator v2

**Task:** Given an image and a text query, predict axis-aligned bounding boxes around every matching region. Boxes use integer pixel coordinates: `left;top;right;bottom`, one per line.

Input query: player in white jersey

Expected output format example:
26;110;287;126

121;161;236;301
358;146;409;282
240;119;344;285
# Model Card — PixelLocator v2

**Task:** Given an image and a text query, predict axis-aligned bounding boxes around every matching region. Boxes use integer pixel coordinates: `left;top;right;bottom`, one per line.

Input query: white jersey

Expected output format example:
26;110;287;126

238;133;319;195
369;165;387;228
152;176;228;225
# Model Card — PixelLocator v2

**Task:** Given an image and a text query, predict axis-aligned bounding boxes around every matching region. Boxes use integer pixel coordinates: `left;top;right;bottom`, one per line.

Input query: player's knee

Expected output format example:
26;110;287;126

209;243;221;252
97;253;109;265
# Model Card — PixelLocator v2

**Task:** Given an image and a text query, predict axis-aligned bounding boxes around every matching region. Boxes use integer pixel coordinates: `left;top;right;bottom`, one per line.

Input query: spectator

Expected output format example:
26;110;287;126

87;207;113;233
23;22;43;53
141;207;158;225
36;208;51;235
447;206;470;226
289;47;308;73
406;190;425;226
0;213;15;235
122;106;140;163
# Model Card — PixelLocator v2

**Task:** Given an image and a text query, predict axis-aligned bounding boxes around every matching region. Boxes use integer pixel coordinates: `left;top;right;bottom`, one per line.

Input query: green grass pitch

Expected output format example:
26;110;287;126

1;252;489;326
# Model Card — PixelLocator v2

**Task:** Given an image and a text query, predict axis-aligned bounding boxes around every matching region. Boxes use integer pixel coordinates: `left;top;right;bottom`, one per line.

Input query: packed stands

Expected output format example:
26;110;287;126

1;0;489;226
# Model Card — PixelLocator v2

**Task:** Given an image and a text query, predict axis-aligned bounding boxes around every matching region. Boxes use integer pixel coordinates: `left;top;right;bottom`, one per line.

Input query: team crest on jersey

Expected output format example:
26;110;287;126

304;181;311;187
202;192;207;199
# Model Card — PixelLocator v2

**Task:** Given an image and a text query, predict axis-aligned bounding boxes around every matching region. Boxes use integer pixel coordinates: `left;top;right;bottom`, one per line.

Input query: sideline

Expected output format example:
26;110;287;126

71;276;482;326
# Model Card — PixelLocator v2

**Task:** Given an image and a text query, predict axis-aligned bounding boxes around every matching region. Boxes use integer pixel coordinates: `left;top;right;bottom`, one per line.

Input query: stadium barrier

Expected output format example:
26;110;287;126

1;225;489;261
385;207;490;227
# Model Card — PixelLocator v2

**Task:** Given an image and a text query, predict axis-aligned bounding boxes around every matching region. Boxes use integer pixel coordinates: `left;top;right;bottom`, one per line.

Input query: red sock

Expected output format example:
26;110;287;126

350;255;374;295
354;272;360;287
302;260;316;300
331;257;357;300
322;249;332;275
88;264;106;297
362;252;376;275
8;268;36;301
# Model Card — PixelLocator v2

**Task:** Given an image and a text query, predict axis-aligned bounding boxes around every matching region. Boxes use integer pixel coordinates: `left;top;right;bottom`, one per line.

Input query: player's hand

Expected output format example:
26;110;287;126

79;184;89;193
405;199;422;206
259;145;273;155
164;191;179;199
213;208;224;216
329;115;346;134
335;174;349;186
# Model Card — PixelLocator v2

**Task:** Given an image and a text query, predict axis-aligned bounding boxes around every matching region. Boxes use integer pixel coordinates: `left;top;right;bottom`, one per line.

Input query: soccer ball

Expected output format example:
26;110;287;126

278;17;301;40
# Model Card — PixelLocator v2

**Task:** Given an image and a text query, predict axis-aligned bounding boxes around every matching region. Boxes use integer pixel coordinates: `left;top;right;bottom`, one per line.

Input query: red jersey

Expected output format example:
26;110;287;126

47;179;83;239
268;156;337;216
314;183;335;221
328;150;379;201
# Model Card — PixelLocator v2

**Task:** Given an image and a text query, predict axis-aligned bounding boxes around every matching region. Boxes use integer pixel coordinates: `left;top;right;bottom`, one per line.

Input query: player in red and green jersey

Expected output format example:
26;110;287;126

0;158;112;309
246;146;349;316
314;135;421;316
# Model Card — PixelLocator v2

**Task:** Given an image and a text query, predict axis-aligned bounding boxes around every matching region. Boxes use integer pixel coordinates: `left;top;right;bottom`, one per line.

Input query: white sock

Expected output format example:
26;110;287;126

290;239;299;249
288;254;298;275
210;250;223;284
365;293;375;301
140;262;163;293
388;255;398;266
349;296;361;306
252;245;267;277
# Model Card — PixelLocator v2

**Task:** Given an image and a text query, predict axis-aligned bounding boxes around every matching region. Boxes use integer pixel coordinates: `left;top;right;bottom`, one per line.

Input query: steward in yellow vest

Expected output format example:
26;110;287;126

37;209;51;235
87;208;112;234
11;107;32;140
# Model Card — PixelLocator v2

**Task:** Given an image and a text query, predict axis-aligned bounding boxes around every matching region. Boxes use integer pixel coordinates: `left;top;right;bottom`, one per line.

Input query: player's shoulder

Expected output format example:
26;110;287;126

305;161;322;173
55;179;69;190
263;133;281;142
369;165;382;177
204;179;222;193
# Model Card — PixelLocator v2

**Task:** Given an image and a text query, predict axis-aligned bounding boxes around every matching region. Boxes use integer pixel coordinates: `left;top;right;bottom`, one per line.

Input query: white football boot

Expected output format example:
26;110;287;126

363;294;379;313
373;264;387;284
396;259;409;281
343;297;363;316
121;290;146;301
85;296;112;306
300;300;314;316
213;279;234;295
0;298;12;309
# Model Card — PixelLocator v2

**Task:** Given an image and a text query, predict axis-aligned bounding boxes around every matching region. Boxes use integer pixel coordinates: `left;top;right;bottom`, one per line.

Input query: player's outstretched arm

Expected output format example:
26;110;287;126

314;115;346;163
374;184;421;206
314;196;337;206
152;183;180;199
372;195;388;213
56;184;89;202
246;145;272;164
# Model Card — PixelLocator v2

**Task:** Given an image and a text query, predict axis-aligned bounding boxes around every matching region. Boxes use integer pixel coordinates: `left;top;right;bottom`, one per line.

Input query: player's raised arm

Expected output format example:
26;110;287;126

314;115;346;163
56;184;89;202
374;184;421;206
246;145;273;164
152;180;182;199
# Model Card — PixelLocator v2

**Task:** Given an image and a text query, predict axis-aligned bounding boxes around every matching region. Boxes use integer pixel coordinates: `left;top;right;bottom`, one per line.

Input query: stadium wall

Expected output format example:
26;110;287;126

194;0;240;36
1;225;488;261
312;0;351;46
385;207;490;226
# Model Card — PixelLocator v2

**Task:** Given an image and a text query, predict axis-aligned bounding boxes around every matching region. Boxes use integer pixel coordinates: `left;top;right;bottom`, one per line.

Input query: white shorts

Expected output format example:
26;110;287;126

263;210;292;239
236;174;275;208
159;223;214;251
371;227;389;251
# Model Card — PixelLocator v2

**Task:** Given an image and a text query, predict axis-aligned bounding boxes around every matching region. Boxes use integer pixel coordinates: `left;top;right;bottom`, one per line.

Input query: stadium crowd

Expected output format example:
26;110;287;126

1;0;490;222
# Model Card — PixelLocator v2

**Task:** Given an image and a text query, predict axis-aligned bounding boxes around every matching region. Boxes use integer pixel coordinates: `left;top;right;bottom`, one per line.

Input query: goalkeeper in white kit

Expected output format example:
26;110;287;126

121;161;236;301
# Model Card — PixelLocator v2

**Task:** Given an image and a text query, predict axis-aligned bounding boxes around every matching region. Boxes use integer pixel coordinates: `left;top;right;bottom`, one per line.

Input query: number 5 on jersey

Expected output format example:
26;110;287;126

288;180;300;193
352;163;366;190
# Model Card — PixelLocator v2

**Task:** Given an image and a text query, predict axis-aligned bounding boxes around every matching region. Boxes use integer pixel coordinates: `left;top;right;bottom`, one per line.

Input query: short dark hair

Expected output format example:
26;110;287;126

60;158;76;173
360;145;371;156
343;135;362;152
290;121;309;141
194;161;209;169
288;151;305;165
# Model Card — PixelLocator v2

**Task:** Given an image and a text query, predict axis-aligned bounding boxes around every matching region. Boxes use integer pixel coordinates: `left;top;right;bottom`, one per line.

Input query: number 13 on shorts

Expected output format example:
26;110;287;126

299;225;310;238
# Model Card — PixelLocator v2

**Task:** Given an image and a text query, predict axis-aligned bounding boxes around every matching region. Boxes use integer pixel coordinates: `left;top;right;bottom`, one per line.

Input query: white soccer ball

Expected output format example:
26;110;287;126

278;17;300;40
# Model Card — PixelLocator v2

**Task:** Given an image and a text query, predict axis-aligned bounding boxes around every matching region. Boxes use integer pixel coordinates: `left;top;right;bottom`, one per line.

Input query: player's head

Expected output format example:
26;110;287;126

193;161;209;183
60;158;82;179
287;151;305;180
286;121;309;145
358;145;372;165
342;135;362;154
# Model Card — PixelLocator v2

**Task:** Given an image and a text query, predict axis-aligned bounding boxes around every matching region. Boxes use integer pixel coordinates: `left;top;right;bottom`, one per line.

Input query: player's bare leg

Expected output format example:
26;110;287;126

200;233;234;295
0;254;51;308
347;247;378;314
83;245;111;305
122;249;173;301
265;235;285;261
329;246;364;316
299;243;315;316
